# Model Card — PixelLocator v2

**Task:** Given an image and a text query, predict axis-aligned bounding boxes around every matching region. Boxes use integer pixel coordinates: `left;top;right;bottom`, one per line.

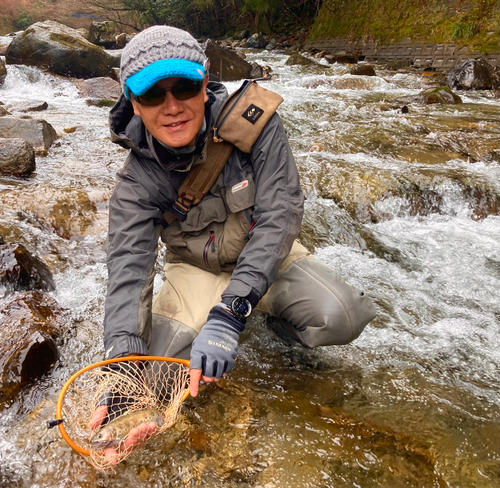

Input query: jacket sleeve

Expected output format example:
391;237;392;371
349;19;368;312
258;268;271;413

222;112;304;305
103;156;167;359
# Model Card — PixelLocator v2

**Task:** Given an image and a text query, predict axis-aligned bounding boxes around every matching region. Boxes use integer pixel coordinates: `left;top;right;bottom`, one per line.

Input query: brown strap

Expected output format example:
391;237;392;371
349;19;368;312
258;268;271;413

163;138;233;225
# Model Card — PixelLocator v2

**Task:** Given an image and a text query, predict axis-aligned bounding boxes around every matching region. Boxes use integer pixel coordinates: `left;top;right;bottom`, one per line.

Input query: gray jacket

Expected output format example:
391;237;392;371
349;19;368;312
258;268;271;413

104;82;304;359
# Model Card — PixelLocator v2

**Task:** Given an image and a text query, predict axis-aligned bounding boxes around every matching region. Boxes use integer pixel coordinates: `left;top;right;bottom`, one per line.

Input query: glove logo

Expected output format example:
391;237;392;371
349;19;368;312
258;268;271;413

208;339;231;352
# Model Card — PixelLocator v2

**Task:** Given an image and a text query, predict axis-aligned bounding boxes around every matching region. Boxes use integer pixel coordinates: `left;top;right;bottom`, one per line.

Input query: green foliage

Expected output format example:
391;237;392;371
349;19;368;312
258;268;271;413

120;0;190;28
452;20;479;40
15;12;32;30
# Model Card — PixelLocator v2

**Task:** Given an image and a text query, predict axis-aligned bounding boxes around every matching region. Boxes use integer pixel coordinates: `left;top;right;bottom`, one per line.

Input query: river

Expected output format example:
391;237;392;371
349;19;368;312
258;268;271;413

0;51;499;488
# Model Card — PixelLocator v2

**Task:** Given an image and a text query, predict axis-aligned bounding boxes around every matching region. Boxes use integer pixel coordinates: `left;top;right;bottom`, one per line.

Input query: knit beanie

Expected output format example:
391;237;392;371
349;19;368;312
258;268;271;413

120;26;208;99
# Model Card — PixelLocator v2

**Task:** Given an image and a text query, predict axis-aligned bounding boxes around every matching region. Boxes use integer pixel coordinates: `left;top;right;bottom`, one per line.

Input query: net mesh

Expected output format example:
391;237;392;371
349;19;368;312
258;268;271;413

59;359;189;472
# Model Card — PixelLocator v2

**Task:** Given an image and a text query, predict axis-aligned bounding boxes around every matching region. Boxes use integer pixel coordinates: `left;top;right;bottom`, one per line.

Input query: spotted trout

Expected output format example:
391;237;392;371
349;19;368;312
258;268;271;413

90;408;164;450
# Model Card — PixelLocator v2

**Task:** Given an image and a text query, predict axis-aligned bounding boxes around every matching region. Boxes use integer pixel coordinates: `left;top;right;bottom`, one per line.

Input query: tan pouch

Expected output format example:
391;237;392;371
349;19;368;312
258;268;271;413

213;80;283;153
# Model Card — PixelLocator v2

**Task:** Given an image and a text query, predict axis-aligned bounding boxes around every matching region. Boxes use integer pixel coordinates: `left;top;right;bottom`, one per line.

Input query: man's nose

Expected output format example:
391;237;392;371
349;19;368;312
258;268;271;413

161;90;183;115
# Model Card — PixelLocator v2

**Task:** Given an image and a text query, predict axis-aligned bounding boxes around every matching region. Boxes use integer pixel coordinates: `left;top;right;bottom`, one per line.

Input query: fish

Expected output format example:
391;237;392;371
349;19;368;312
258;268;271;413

90;408;164;450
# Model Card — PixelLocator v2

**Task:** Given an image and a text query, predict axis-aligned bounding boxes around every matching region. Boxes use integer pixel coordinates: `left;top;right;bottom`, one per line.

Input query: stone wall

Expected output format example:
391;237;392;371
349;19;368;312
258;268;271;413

305;37;499;69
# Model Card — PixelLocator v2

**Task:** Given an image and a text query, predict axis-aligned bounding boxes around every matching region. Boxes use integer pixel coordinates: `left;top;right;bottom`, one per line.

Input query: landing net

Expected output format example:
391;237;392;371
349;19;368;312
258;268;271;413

56;356;190;472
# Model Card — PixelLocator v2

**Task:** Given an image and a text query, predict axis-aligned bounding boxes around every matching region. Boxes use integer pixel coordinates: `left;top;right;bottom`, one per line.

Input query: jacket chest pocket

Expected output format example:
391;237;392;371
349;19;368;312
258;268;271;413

219;174;255;268
161;196;227;274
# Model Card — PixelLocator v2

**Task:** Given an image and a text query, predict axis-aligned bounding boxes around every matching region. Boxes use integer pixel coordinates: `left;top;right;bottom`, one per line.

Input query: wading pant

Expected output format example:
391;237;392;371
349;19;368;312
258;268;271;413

150;241;376;359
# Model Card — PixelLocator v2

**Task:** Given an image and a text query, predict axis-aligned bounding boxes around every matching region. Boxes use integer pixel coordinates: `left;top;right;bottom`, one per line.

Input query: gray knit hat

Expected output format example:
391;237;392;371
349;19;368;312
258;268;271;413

120;26;208;99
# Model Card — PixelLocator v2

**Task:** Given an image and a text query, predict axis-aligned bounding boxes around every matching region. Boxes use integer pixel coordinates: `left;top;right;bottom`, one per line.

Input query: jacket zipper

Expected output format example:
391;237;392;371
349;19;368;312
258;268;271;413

213;80;253;141
203;231;215;268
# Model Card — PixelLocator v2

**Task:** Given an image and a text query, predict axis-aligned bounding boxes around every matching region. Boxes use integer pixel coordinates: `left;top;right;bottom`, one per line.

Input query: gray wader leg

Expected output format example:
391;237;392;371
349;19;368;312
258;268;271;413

263;255;377;348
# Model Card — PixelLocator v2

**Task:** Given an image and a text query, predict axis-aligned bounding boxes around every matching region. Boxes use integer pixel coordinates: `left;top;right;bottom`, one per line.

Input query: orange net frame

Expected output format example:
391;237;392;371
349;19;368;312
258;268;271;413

56;356;190;472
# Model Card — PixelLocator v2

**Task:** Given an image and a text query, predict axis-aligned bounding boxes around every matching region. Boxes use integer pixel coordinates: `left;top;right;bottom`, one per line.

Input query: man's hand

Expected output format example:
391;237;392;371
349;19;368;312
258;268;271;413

189;304;245;397
88;405;157;465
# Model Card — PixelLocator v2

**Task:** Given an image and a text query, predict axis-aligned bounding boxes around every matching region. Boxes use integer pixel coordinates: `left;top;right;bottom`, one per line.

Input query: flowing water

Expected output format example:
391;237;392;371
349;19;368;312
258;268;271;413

0;52;499;488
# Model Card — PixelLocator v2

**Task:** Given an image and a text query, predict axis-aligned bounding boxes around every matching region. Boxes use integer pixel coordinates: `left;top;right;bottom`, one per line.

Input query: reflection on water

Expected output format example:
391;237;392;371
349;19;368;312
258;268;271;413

0;52;499;487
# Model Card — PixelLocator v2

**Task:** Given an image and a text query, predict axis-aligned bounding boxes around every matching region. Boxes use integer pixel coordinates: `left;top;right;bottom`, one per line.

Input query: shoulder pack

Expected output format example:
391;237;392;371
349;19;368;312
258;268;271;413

164;79;283;224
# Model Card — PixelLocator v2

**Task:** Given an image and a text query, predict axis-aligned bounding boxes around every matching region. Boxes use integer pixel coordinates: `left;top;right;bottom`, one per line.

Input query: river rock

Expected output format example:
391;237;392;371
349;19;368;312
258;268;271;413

0;291;63;409
76;77;121;100
0;117;58;151
0;242;55;291
0;58;7;87
12;101;49;113
234;29;249;40
249;62;263;78
88;21;117;48
115;32;127;48
492;66;500;90
0;36;13;56
446;58;495;90
285;53;318;67
246;33;267;49
203;39;252;81
5;20;119;79
1;186;100;240
324;54;358;64
333;77;380;90
0;106;10;117
347;64;376;76
0;138;36;176
392;86;462;104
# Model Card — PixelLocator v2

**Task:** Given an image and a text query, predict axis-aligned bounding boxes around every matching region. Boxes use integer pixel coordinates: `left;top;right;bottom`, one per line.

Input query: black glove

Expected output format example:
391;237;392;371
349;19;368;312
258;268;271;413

190;304;245;379
97;361;143;424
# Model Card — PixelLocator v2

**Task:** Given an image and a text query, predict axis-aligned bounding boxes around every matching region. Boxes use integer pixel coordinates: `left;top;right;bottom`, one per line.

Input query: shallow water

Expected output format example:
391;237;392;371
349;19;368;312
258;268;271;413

0;52;499;487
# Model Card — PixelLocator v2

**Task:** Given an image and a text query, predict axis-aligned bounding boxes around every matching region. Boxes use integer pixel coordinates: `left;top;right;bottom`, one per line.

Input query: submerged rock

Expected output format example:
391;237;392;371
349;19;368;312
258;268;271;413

347;65;376;76
0;291;64;410
0;138;36;176
203;39;253;81
5;20;119;79
285;53;318;67
446;58;495;90
0;117;57;152
0;242;55;291
393;86;462;104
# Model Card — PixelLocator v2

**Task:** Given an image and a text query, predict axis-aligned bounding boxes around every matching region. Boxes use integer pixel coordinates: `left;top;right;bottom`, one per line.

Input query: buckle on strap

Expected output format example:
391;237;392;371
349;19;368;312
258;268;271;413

169;200;189;221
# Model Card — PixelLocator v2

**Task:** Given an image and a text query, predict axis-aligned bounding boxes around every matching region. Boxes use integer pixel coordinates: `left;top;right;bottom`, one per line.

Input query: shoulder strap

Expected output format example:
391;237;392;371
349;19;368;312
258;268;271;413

163;137;233;224
164;78;283;225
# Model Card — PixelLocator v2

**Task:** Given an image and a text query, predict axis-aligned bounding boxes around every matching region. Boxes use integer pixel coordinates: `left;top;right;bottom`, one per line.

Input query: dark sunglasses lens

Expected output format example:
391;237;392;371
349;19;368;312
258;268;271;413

172;80;203;100
136;88;165;106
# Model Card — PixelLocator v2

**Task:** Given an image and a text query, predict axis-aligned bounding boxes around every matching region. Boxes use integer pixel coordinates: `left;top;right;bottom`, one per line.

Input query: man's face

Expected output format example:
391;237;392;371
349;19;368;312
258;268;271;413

131;76;209;148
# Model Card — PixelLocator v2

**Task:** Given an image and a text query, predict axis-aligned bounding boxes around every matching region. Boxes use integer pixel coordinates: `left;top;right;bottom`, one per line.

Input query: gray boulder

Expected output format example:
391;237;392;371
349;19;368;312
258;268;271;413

250;62;264;79
0;58;6;87
88;21;116;48
0;107;11;117
246;33;267;49
446;58;495;90
11;101;48;113
0;138;36;176
0;36;13;56
285;53;318;67
76;77;121;100
0;118;58;152
203;39;252;81
5;20;119;79
234;29;249;40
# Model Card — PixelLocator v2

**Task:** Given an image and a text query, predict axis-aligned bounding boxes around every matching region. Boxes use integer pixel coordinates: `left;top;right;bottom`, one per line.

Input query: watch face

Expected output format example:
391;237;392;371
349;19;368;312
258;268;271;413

233;298;252;318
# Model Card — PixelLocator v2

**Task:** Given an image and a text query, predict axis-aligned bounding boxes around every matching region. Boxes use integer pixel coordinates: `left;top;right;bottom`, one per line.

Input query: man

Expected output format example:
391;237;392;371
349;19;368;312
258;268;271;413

91;25;376;456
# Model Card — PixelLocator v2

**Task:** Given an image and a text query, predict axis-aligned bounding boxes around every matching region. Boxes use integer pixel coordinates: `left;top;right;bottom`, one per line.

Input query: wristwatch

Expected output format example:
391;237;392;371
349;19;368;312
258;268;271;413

223;296;252;322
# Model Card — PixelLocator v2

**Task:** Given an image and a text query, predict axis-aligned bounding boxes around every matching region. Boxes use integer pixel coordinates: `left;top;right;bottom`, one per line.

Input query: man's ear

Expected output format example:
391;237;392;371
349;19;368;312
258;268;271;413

203;74;209;104
130;97;142;117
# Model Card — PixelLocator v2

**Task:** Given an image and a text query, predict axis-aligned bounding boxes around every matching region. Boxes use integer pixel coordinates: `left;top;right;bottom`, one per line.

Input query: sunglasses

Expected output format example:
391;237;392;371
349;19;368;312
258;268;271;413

132;79;203;106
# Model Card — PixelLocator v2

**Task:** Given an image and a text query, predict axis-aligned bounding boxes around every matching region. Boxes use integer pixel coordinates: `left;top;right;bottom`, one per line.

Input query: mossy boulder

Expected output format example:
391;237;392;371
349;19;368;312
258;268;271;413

0;58;7;87
87;21;116;48
285;53;318;67
347;65;376;76
5;20;119;79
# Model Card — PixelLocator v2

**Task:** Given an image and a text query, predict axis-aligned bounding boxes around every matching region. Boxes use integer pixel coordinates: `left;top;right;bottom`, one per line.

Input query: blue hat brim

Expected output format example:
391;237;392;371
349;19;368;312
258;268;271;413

125;59;205;99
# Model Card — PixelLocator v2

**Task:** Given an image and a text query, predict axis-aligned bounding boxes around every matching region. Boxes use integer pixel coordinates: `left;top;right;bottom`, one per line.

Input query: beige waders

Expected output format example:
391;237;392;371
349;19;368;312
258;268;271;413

150;240;376;359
